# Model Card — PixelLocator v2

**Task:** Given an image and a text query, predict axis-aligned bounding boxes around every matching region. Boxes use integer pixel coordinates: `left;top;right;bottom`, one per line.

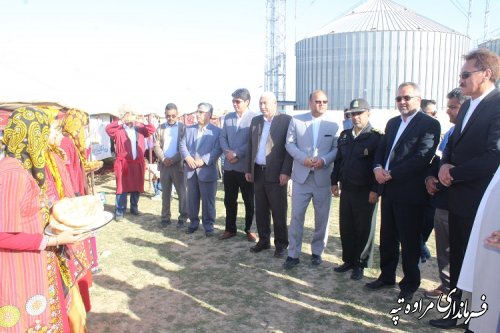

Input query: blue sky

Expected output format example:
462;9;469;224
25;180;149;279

0;0;498;114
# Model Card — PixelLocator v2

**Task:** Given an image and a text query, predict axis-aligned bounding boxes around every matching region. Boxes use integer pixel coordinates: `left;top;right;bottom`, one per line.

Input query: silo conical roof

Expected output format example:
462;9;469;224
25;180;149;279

308;0;459;37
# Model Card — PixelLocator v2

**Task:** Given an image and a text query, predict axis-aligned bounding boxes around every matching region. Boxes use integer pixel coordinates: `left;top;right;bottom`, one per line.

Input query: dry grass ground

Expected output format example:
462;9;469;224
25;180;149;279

86;173;461;333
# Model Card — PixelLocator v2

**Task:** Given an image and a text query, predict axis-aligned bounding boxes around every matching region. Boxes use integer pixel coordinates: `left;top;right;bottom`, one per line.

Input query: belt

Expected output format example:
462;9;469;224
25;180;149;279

255;164;266;170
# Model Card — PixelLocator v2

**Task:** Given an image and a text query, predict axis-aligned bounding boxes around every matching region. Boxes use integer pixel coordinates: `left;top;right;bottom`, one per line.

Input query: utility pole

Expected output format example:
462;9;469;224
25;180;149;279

484;0;490;41
265;0;287;106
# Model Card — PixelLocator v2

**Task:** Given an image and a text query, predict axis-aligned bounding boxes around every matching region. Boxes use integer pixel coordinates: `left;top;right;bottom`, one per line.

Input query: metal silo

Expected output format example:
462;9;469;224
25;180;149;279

295;0;470;110
479;37;500;56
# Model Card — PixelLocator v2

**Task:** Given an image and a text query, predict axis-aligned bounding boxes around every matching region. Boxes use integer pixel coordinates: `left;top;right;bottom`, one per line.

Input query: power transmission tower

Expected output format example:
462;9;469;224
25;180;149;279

265;0;287;104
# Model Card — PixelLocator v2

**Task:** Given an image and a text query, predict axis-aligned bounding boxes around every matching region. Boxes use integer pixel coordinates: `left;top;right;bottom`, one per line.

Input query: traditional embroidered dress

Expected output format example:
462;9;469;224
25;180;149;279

0;107;69;333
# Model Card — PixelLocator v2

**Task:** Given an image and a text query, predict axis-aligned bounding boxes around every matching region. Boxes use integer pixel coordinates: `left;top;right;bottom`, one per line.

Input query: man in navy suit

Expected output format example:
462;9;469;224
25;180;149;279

366;82;441;301
180;103;222;237
430;49;500;330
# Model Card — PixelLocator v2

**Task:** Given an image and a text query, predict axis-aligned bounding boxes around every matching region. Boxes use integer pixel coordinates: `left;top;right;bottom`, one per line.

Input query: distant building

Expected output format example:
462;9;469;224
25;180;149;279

295;0;470;110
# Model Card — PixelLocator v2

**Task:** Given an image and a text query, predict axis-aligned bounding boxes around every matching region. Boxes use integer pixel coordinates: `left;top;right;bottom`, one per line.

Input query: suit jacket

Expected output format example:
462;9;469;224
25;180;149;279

219;110;259;173
179;123;222;182
246;113;293;182
153;121;186;172
442;88;500;218
285;112;339;186
374;111;441;204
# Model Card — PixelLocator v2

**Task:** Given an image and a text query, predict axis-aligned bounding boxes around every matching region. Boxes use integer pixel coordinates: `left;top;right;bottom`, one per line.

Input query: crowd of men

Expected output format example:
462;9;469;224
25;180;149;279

105;48;499;333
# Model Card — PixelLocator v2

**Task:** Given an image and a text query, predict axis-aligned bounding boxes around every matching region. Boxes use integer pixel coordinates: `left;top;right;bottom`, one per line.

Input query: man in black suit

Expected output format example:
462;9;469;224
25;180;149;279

245;92;293;258
365;82;441;301
430;49;500;329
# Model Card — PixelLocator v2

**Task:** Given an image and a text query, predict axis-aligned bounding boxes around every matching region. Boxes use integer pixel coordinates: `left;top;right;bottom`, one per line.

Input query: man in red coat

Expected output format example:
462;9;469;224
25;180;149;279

106;111;156;220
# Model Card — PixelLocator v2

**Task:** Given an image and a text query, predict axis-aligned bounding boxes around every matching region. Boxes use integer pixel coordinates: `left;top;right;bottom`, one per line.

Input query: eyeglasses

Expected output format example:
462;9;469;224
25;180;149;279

459;70;484;80
395;95;416;102
314;100;328;105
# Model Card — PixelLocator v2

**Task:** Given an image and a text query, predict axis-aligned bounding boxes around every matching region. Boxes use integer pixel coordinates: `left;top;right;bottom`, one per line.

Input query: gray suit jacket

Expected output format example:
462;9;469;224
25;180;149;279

219;110;259;173
153;121;186;172
247;113;293;182
180;123;222;182
286;112;339;185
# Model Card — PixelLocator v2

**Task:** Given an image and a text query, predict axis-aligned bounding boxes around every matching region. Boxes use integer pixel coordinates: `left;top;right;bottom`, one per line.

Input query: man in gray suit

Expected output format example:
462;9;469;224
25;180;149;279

180;103;222;236
284;89;339;269
219;88;259;241
153;103;188;228
245;92;293;258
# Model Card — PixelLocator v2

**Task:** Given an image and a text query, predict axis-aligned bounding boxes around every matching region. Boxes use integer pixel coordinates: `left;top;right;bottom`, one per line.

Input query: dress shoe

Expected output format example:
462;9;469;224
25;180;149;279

334;262;354;273
283;256;300;270
274;248;285;258
130;210;141;216
245;231;257;242
205;231;214;237
160;219;171;227
250;242;271;253
421;244;431;263
398;290;414;301
424;286;447;299
350;267;364;280
365;278;395;290
176;221;185;229
219;231;237;240
311;254;322;266
185;228;197;234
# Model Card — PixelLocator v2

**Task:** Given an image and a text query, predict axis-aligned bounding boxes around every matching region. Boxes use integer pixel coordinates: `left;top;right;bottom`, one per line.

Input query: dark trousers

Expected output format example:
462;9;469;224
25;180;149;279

339;189;376;268
448;212;475;291
254;166;288;249
223;170;254;233
379;197;423;293
115;192;140;217
421;203;435;243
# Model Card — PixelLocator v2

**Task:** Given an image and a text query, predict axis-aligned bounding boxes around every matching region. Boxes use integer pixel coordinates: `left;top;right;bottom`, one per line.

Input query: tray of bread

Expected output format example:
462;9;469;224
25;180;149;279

44;195;113;236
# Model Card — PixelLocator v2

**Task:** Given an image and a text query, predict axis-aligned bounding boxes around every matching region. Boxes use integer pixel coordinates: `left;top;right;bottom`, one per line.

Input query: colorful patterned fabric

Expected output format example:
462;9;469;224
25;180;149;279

0;157;68;333
61;109;89;170
2;106;49;190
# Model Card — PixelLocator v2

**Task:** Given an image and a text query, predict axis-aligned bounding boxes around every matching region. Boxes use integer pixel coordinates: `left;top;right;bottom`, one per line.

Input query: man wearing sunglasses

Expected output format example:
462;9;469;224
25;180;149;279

219;88;259;242
153;103;189;229
366;82;441;302
283;90;339;269
431;49;500;330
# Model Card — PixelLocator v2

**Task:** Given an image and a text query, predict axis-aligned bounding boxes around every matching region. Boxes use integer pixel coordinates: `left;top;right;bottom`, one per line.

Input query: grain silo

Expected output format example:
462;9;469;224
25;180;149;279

295;0;470;110
479;37;500;55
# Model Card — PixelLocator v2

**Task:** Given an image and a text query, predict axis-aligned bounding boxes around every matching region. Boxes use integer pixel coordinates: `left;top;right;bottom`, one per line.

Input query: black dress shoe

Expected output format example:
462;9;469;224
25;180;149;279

131;210;141;216
334;262;354;273
311;254;322;266
350;267;364;280
250;242;271;253
398;290;414;301
283;256;300;270
429;318;460;329
274;248;285;258
161;219;171;227
185;228;197;234
365;278;395;290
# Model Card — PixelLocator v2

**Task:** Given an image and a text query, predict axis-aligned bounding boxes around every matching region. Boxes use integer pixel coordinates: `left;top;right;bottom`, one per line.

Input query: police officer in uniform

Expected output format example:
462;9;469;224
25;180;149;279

331;98;382;280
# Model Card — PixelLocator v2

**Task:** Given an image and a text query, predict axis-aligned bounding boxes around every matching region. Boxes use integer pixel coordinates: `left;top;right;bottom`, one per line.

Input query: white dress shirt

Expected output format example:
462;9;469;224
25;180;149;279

124;125;137;160
461;85;495;132
162;122;179;159
255;117;272;165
